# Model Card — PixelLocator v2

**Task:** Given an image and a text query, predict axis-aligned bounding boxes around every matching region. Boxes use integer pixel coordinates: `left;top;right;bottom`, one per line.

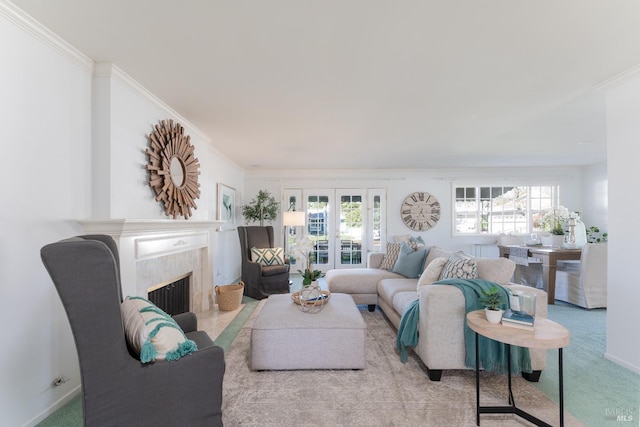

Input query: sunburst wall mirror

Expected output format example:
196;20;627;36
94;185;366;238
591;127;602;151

146;119;201;219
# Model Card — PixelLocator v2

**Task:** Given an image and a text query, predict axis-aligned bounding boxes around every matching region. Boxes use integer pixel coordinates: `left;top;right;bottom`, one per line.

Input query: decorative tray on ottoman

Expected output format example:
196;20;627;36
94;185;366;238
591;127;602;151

291;290;331;312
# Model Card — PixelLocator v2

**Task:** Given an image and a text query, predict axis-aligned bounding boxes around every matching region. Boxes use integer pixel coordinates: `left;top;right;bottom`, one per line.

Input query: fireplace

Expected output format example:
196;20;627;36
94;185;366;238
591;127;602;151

77;219;223;313
148;273;191;316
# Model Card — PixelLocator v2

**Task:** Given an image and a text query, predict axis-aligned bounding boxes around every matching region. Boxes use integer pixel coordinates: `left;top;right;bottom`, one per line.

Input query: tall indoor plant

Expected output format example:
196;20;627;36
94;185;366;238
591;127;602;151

241;189;279;226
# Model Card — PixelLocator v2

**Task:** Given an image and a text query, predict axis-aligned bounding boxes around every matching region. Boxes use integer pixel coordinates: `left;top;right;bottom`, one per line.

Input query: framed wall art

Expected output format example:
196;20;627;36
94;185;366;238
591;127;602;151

217;183;236;228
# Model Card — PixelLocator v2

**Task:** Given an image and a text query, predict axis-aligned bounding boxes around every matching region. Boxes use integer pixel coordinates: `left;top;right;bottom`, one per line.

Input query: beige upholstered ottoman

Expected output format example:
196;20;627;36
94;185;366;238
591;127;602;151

250;293;366;370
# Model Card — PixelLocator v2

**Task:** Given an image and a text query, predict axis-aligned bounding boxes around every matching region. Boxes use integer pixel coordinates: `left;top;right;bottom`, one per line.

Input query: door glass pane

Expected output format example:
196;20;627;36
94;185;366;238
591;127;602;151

286;194;300;266
339;194;363;265
307;195;330;266
372;195;382;252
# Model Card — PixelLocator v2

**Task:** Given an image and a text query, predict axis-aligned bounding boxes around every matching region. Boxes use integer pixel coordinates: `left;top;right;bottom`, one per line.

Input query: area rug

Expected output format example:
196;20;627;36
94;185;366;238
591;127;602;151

222;303;584;426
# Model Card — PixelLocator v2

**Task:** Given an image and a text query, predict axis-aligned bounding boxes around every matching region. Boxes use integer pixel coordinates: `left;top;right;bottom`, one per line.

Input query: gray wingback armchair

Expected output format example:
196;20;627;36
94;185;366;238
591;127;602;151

237;226;291;299
40;235;225;427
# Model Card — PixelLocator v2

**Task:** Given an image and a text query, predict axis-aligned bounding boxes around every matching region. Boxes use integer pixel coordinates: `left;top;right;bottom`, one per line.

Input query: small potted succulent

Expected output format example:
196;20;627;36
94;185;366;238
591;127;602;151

479;286;505;324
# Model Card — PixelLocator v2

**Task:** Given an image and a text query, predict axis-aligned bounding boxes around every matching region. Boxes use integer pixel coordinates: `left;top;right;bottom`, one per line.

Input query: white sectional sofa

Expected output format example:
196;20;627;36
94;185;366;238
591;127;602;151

326;246;548;381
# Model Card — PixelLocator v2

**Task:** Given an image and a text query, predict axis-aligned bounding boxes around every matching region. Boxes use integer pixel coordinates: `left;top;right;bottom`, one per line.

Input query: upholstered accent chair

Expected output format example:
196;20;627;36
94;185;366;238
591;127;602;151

40;235;225;427
237;226;291;300
555;242;608;309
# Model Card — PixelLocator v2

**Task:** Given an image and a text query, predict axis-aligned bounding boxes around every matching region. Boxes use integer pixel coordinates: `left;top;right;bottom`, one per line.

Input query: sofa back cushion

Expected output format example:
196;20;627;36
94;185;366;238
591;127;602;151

474;257;515;285
424;246;452;267
422;246;516;286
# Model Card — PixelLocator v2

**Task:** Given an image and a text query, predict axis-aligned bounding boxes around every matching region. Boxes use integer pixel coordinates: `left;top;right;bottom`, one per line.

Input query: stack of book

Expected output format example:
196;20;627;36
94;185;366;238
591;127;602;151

501;309;535;330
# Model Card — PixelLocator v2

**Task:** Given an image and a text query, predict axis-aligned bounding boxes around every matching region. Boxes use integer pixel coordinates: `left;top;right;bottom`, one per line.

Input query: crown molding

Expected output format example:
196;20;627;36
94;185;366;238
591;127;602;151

594;64;640;91
94;62;241;169
0;0;93;71
93;63;210;141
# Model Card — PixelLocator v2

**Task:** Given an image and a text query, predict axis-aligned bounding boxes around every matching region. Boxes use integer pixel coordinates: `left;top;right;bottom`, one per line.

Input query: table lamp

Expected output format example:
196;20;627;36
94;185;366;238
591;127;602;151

283;210;306;257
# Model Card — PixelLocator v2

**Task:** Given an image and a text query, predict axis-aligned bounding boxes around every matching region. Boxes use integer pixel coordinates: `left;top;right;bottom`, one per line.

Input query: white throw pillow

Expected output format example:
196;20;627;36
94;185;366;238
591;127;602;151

417;257;448;291
251;247;285;265
121;296;197;363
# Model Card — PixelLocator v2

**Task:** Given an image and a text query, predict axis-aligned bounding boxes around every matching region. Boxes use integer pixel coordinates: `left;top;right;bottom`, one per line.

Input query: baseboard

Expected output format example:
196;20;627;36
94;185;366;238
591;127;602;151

23;386;81;427
605;352;640;375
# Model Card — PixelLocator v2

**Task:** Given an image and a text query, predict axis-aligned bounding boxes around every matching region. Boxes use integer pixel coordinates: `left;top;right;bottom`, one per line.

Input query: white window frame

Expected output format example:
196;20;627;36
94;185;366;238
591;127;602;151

452;183;560;236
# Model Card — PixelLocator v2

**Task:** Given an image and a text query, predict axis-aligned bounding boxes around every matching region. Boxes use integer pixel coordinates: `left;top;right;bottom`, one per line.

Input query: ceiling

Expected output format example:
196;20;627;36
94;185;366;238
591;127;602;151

12;0;640;170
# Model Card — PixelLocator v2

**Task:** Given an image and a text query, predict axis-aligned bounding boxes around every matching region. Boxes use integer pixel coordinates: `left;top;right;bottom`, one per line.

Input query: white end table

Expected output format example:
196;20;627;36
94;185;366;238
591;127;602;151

466;310;570;427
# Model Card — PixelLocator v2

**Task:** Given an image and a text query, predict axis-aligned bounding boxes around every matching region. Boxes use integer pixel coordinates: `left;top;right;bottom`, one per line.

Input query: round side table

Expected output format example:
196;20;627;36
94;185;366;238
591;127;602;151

466;310;570;427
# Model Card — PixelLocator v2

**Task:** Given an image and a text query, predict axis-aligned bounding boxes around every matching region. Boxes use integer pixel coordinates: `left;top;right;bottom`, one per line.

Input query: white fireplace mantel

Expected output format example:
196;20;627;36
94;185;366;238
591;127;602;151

77;219;224;236
77;219;224;312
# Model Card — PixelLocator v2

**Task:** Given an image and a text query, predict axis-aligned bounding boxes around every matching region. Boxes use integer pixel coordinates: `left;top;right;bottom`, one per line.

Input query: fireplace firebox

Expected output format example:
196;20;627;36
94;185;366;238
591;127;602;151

147;273;191;316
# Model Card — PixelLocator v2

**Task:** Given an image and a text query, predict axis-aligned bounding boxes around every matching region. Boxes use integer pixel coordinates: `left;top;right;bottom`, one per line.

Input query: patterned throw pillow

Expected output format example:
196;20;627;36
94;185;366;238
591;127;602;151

251;247;285;265
121;296;197;363
439;252;478;280
380;243;403;270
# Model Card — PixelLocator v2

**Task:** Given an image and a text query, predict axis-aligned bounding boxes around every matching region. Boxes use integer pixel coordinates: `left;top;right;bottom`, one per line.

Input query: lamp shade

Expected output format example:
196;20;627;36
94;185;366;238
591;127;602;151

283;211;306;227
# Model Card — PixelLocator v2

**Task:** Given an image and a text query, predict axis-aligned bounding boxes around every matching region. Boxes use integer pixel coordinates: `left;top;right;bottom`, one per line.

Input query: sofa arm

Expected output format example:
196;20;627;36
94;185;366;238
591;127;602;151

416;283;548;374
367;252;385;268
173;312;198;333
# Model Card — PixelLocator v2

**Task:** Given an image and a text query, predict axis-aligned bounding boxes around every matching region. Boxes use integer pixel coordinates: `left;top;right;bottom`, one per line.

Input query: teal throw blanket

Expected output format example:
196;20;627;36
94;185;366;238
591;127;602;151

433;278;531;374
396;299;420;363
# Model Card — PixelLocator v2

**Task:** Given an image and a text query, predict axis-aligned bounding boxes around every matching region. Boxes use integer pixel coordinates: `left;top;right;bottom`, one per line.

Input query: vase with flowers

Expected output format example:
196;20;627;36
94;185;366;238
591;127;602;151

291;237;324;287
534;206;583;247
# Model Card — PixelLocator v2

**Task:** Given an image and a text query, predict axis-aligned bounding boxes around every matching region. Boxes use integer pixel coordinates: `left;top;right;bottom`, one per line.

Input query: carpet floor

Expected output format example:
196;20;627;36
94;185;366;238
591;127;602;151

221;302;584;426
534;302;640;426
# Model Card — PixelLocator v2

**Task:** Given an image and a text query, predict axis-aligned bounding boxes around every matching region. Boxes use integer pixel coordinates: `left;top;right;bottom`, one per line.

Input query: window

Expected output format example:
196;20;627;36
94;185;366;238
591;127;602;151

453;185;558;235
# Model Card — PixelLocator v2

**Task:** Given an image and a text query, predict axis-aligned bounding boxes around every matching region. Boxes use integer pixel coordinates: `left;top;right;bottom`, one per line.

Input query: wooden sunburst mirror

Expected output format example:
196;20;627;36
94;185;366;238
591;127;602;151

146;119;201;219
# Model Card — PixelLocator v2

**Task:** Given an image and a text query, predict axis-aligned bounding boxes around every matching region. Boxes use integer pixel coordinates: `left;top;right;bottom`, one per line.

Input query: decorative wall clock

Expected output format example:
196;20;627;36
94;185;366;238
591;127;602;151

146;119;201;219
401;191;441;231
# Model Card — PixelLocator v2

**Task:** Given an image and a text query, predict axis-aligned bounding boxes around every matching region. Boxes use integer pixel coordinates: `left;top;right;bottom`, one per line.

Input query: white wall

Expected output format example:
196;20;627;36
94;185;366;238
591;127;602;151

91;65;245;288
0;6;92;425
605;71;640;373
244;167;585;255
0;4;244;425
581;161;608;233
2;1;633;424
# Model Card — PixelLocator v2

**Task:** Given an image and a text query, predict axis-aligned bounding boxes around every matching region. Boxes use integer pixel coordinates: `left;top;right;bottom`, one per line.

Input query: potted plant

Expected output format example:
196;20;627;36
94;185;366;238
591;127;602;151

241;189;279;226
535;206;572;247
291;237;324;287
586;226;608;243
479;285;505;324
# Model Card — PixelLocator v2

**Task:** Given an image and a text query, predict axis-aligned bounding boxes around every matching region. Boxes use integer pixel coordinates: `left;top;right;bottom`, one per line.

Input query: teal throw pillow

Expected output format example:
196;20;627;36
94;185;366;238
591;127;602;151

392;243;428;278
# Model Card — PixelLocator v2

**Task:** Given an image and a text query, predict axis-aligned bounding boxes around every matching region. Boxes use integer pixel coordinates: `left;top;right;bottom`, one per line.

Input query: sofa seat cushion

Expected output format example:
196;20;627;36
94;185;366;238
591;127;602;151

326;268;402;295
392;291;419;316
377;278;419;309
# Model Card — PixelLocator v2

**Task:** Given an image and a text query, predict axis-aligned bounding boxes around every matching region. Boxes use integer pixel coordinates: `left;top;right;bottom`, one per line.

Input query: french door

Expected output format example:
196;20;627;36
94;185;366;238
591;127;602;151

284;188;386;272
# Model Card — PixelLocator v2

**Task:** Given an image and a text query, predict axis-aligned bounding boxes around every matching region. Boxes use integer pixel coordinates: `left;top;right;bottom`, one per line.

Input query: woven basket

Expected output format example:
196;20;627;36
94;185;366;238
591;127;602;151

215;281;244;311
